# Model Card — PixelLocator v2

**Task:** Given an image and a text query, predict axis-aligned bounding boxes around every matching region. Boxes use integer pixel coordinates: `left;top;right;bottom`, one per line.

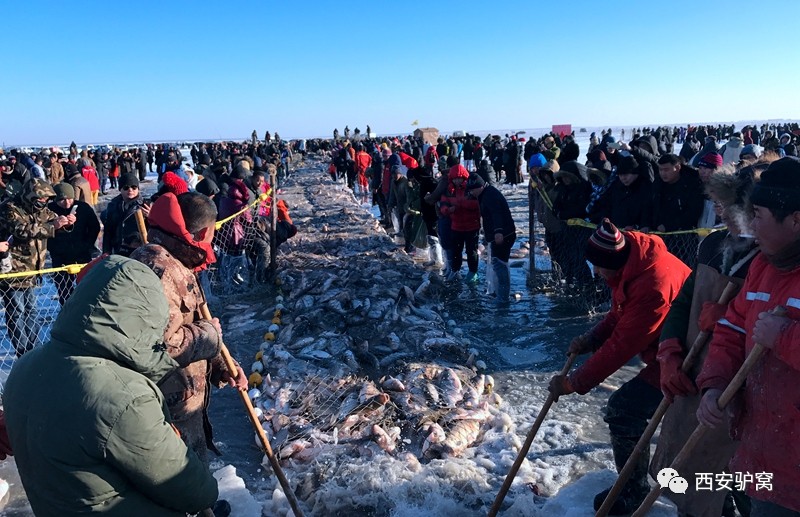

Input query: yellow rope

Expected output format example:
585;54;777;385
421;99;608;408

565;218;723;237
214;190;271;229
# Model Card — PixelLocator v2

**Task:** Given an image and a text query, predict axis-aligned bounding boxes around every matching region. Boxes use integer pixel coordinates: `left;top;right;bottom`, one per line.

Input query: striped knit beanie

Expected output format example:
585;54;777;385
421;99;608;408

585;218;630;270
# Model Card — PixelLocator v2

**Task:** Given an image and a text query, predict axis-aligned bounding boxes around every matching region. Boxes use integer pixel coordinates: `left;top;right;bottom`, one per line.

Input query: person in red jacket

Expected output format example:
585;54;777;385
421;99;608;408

440;164;481;283
696;157;800;516
549;219;691;514
354;143;372;198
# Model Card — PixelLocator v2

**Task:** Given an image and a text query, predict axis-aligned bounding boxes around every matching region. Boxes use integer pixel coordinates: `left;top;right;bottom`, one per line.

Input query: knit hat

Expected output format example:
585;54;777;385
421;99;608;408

465;174;485;191
54;182;75;201
160;171;189;196
749;157;800;213
448;164;470;180
529;153;547;169
195;177;220;197
616;155;640;176
585;219;630;270
697;152;723;169
119;173;139;189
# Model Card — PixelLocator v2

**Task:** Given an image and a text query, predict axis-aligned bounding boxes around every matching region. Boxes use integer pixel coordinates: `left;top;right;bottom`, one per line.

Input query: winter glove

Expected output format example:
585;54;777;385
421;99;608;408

698;301;727;332
657;338;697;403
548;375;574;402
567;332;597;356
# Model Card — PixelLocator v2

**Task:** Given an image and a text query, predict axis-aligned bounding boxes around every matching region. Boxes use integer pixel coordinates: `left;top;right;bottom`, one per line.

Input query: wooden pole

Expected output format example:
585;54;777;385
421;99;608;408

269;168;278;271
138;213;303;517
528;182;535;282
630;306;786;517
134;209;148;245
198;303;304;517
489;353;578;516
595;282;740;516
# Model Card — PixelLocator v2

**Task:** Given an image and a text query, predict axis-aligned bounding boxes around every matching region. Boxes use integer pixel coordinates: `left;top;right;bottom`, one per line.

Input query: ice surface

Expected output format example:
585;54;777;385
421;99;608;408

213;465;262;516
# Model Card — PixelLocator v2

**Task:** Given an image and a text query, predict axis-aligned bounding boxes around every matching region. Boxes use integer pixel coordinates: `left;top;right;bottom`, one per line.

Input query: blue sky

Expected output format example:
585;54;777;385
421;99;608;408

2;0;799;145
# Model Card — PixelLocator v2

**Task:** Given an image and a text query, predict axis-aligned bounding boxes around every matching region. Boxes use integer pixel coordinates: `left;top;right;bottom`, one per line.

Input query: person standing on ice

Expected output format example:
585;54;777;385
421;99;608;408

440;164;481;283
130;192;247;516
696;157;800;517
465;174;516;302
548;219;690;515
651;165;767;517
4;255;219;516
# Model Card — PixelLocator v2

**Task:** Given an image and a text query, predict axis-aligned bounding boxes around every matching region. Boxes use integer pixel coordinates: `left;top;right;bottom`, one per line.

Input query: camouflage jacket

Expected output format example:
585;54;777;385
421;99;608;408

129;228;226;454
0;200;56;289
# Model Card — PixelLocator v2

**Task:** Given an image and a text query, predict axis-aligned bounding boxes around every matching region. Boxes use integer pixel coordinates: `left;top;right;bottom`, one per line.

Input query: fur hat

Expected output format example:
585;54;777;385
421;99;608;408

585;218;630;270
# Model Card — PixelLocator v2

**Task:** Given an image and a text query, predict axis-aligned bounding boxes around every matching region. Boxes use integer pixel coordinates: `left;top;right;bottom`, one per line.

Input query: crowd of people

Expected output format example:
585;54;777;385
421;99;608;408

1;120;799;515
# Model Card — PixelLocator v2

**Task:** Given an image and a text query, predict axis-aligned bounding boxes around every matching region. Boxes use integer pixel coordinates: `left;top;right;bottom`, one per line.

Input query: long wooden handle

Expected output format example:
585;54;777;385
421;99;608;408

198;304;304;517
488;353;577;517
631;306;787;517
595;281;740;516
134;209;148;244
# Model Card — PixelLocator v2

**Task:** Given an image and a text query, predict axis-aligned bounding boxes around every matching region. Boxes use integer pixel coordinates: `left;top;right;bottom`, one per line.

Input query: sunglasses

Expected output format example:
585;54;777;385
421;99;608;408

121;185;139;191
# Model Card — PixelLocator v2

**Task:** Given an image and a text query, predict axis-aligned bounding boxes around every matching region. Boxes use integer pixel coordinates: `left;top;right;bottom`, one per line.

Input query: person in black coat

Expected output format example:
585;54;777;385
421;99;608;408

652;154;705;266
101;173;150;256
466;174;516;302
47;183;101;305
589;155;653;229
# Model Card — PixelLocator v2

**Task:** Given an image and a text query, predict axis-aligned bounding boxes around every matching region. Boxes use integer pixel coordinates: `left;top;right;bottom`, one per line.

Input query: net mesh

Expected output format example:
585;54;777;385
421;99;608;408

0;193;274;399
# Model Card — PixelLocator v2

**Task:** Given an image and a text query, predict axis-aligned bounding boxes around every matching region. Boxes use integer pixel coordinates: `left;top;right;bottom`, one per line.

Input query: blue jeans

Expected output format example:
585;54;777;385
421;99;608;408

1;286;42;357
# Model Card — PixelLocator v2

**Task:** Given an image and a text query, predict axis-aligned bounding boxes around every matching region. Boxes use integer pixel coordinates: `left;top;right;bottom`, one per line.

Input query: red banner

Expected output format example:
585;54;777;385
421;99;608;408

552;124;572;138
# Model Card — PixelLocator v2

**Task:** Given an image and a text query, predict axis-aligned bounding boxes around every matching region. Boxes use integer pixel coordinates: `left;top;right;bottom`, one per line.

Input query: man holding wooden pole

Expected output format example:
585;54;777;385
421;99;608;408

547;219;689;514
696;157;800;516
130;191;247;517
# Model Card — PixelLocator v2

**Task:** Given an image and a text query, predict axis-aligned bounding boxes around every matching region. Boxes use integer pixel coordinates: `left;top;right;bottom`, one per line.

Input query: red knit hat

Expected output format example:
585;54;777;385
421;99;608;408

697;152;723;169
160;171;189;196
585;218;630;270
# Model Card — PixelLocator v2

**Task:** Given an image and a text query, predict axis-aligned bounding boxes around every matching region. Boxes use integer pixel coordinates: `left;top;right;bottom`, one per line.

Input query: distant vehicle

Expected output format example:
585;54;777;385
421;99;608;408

452;130;465;137
580;128;587;133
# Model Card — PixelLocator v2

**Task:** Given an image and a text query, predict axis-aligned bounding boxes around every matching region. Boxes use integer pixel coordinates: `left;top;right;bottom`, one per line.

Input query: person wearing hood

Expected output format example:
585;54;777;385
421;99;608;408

0;179;71;356
475;158;495;186
101;173;151;256
47;182;101;305
651;168;761;517
466;174;516;302
218;165;252;272
719;132;745;165
549;219;690;515
440;164;481;283
621;135;660;170
130;193;246;487
3;255;219;516
588;155;653;230
739;143;762;164
64;161;93;206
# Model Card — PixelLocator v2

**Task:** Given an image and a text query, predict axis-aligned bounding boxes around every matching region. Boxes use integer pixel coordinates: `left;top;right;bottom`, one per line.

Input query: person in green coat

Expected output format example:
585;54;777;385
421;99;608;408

4;255;218;516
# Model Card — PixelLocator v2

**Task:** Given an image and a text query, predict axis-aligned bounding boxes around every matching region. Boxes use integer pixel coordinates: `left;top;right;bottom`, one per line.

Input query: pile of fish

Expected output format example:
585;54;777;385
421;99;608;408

220;162;541;515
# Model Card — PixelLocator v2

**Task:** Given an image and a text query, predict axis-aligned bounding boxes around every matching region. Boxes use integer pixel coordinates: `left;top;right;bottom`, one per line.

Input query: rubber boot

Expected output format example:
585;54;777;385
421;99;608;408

212;499;232;517
593;435;651;515
492;256;511;302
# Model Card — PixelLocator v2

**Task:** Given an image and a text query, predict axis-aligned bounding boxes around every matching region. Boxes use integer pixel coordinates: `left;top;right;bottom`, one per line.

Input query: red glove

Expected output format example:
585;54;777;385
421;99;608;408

657;338;697;403
698;301;727;333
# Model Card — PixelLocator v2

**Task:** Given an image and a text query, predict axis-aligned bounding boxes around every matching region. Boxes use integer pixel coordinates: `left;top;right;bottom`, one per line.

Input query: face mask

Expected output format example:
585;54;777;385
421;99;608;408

32;199;48;210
